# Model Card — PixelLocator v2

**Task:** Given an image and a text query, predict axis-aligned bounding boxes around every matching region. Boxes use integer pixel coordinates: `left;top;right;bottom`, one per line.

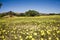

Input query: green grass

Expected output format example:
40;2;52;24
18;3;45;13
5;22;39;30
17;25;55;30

0;15;60;40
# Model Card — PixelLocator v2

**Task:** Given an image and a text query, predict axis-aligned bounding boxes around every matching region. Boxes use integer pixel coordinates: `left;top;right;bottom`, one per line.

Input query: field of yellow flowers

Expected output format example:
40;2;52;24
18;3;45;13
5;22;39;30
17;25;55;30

0;15;60;40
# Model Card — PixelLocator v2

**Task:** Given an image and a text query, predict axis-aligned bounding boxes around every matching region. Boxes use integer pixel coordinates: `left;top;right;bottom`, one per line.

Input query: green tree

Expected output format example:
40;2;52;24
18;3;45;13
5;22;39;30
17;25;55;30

25;10;40;16
7;11;14;17
0;3;2;8
20;13;25;16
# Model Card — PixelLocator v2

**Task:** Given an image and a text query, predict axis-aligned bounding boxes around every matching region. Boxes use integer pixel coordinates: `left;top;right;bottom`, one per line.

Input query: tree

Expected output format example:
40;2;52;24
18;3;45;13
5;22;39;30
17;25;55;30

19;13;25;16
0;3;2;8
25;10;40;16
49;13;56;15
7;11;14;17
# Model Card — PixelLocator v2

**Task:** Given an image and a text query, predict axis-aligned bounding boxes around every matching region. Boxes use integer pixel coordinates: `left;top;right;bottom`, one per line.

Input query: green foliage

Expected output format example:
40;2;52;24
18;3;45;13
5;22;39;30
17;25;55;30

0;11;17;17
0;3;2;8
49;13;56;15
25;10;40;16
7;11;15;17
19;13;25;16
0;13;6;17
0;10;40;17
0;10;60;18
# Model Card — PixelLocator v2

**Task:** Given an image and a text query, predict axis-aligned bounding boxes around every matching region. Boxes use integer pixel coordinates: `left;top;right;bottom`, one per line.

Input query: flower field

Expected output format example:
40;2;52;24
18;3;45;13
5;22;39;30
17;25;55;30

0;15;60;40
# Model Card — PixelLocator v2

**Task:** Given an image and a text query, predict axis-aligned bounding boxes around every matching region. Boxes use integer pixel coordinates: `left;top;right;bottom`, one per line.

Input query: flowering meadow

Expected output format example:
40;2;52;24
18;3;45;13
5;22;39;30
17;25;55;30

0;15;60;40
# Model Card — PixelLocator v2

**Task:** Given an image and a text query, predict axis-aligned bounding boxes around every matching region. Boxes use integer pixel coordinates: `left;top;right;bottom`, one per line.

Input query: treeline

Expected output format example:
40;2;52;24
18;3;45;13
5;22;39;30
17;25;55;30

0;10;60;17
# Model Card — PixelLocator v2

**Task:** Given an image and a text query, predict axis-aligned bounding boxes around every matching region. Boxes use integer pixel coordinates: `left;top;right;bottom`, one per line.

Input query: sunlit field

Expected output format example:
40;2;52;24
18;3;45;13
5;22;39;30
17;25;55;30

0;15;60;40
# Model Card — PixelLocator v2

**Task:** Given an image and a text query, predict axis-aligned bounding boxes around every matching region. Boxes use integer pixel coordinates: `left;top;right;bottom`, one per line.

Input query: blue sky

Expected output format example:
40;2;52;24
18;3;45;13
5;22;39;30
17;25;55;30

0;0;60;13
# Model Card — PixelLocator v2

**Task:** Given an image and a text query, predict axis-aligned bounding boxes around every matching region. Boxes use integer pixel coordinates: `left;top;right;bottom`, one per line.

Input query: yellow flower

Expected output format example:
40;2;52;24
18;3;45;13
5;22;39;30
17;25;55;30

58;24;60;26
20;38;23;40
56;37;59;40
3;39;6;40
14;35;17;39
20;31;23;34
47;30;51;35
25;36;29;39
41;38;44;40
11;30;14;33
57;31;60;33
33;32;37;36
53;33;55;36
32;38;35;40
13;31;15;33
5;32;8;34
19;36;22;38
26;29;28;31
53;27;58;30
7;31;9;33
15;36;17;39
29;35;32;38
2;30;6;33
41;30;45;35
48;37;51;40
13;27;16;30
2;35;4;38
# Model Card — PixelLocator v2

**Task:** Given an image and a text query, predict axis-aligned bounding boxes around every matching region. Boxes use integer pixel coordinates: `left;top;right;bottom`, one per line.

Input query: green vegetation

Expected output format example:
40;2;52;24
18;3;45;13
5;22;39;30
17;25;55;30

25;10;40;16
0;10;60;17
0;15;60;40
0;3;2;8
